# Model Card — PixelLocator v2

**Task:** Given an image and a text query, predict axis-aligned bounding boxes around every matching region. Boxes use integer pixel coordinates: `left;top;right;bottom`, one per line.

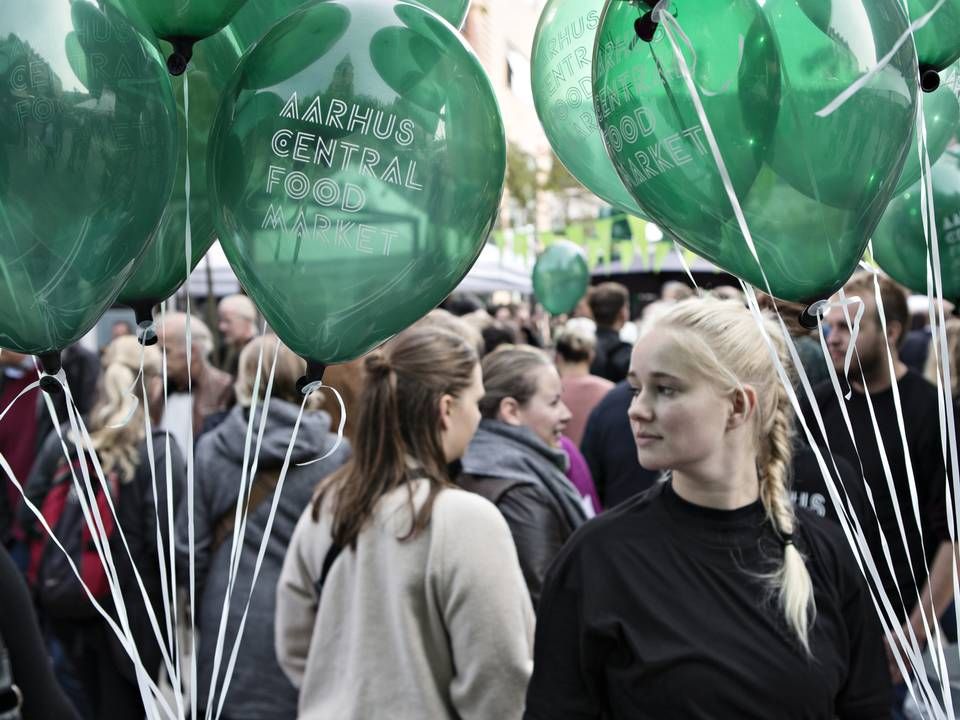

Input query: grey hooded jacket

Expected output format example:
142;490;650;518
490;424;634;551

175;400;350;720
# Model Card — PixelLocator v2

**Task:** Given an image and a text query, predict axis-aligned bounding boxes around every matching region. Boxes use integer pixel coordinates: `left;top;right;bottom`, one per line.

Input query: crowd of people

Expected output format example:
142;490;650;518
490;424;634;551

1;275;958;719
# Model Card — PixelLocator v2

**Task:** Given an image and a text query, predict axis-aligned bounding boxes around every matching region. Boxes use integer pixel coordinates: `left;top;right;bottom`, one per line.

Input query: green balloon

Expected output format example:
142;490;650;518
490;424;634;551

122;0;249;43
0;0;177;354
229;0;470;50
895;61;960;195
531;0;645;217
593;0;917;302
873;149;960;300
117;32;243;311
907;0;960;73
209;0;505;364
533;241;589;315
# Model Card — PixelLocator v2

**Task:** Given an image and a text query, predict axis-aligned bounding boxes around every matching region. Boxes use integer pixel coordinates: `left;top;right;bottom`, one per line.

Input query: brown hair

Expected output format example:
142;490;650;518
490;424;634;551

842;271;910;348
924;317;960;398
478;345;552;419
235;336;306;406
554;326;595;364
588;282;629;327
312;326;479;548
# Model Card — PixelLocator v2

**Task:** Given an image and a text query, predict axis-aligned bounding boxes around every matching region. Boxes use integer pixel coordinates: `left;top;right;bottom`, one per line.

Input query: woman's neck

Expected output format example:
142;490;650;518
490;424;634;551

558;361;590;378
671;460;760;510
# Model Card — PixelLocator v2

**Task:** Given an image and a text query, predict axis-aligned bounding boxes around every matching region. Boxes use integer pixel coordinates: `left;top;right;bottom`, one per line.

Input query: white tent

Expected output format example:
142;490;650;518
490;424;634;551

186;240;533;298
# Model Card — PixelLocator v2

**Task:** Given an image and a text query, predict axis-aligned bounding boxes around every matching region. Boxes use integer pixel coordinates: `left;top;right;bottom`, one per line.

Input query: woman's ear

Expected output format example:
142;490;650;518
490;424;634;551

438;393;454;432
498;396;522;426
727;385;757;430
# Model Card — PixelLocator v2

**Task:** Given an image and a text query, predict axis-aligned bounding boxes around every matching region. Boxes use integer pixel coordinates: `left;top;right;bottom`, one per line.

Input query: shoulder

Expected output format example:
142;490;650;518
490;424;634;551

795;509;858;585
899;370;939;403
434;487;511;530
593;381;632;413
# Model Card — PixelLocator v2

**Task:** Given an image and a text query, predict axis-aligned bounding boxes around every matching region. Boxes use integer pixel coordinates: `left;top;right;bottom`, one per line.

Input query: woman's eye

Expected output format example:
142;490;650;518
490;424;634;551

658;386;676;397
630;387;641;398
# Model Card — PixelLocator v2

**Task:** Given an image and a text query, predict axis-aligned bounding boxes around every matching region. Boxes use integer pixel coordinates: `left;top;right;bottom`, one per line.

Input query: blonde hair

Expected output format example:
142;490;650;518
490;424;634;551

554;325;596;364
235;336;307;407
642;297;816;651
87;336;163;481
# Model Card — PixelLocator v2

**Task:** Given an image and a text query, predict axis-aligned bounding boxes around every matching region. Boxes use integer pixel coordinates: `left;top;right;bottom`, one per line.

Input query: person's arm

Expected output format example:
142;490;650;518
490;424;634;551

436;493;534;720
580;407;607;504
524;540;603;720
496;483;570;608
904;541;956;657
834;534;893;720
0;545;81;720
275;509;320;688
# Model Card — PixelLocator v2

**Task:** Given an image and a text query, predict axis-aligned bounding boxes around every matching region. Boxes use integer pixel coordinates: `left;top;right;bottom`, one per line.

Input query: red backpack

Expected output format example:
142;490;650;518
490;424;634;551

27;454;120;619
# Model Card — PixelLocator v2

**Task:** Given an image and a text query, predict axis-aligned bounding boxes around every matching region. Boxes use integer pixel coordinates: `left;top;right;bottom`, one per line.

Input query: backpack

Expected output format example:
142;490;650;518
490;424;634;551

27;453;120;619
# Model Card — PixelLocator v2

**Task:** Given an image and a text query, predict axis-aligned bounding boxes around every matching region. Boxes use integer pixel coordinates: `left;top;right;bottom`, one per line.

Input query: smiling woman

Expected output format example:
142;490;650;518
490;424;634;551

524;298;891;720
457;345;590;608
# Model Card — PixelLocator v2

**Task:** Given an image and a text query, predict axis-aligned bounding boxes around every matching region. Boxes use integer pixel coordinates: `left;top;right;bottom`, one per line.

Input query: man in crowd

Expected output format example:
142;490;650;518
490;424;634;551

803;272;956;700
157;313;233;450
217;294;258;375
588;282;633;383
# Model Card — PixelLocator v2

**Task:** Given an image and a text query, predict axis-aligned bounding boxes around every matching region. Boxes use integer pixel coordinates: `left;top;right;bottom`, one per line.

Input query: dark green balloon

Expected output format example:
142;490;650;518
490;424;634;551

531;0;646;217
532;241;589;315
117;32;242;309
593;0;917;302
0;0;177;354
895;61;960;195
209;0;505;364
229;0;470;50
122;0;249;42
873;148;960;300
907;0;960;73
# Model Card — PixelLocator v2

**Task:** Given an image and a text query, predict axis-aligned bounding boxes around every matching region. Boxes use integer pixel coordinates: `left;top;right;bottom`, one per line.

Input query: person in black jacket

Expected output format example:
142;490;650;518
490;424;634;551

22;336;184;720
526;298;890;719
0;544;80;720
458;345;588;607
587;283;633;383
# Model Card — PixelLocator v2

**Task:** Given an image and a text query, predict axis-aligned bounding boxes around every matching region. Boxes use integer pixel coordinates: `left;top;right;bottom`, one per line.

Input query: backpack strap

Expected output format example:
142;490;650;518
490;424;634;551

211;467;283;553
312;541;343;603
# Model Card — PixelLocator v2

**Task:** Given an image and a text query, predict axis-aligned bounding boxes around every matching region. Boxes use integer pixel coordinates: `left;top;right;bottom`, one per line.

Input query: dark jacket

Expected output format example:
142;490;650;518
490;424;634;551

588;327;632;383
457;419;588;608
177;400;350;720
22;428;185;684
581;381;660;508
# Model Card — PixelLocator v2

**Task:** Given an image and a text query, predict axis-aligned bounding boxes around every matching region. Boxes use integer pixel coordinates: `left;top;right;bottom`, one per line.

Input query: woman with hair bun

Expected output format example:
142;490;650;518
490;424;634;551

554;325;613;447
525;298;890;719
276;326;533;720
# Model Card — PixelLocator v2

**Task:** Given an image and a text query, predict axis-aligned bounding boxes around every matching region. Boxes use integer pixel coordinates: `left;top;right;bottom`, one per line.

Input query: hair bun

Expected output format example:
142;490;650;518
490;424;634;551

364;352;393;379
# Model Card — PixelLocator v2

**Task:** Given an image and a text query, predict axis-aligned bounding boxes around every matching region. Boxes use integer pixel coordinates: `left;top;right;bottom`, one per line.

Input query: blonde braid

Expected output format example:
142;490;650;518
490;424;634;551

760;387;816;653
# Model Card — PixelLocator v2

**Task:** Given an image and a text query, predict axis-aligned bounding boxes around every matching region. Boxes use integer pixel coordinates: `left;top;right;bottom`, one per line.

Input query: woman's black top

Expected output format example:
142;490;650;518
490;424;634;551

524;481;891;720
0;545;80;720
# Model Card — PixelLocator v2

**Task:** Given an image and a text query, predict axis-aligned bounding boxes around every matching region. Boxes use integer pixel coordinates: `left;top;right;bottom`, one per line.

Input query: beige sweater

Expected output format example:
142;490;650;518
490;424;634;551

276;480;535;719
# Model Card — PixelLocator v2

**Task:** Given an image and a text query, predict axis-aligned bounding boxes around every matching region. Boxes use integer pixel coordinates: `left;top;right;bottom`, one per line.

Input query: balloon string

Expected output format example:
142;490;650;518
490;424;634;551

815;0;947;118
297;381;347;467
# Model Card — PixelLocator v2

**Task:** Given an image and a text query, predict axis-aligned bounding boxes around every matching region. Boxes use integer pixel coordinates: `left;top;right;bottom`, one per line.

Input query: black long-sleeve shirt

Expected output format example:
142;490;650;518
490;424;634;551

800;371;950;623
525;481;891;720
0;545;80;720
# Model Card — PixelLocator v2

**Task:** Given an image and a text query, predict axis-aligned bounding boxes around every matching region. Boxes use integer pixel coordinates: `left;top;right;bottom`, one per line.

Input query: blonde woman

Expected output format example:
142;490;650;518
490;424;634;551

23;336;185;719
524;298;889;719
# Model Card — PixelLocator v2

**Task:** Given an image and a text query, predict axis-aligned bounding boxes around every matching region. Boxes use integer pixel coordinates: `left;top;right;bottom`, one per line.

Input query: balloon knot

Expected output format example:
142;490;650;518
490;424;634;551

919;64;941;93
798;300;828;330
166;37;196;76
297;360;328;395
